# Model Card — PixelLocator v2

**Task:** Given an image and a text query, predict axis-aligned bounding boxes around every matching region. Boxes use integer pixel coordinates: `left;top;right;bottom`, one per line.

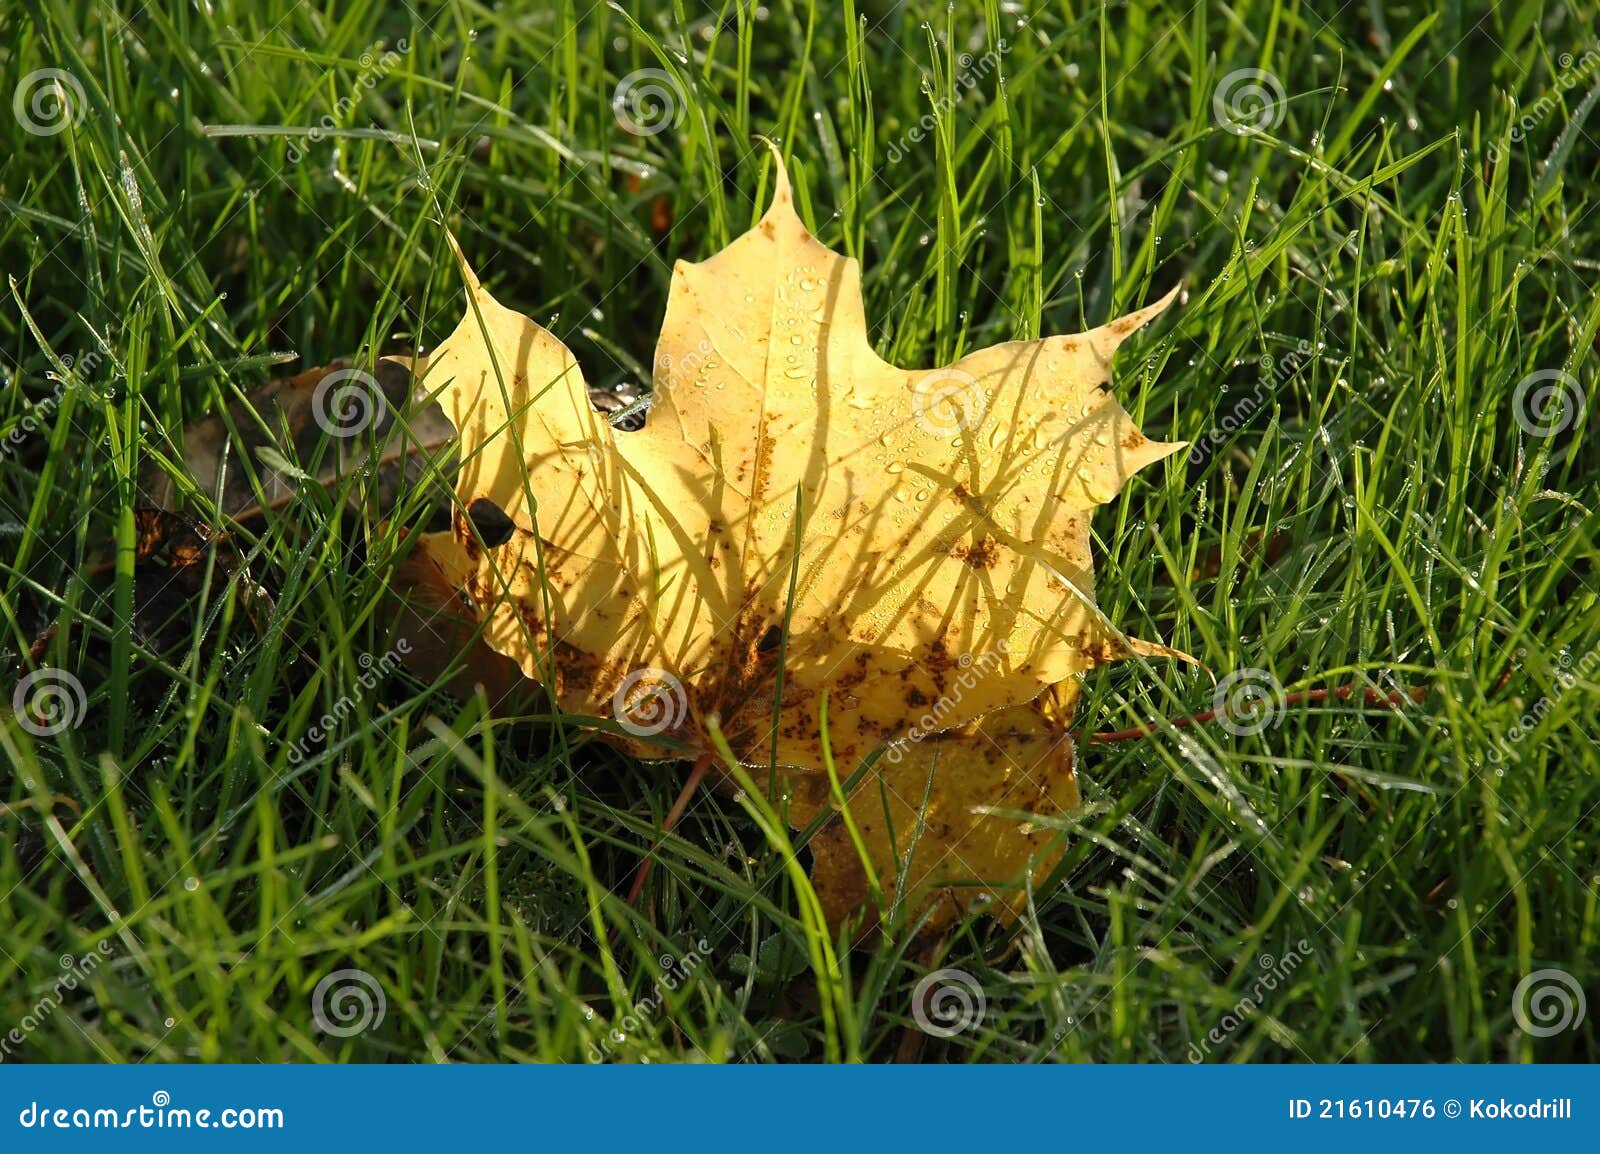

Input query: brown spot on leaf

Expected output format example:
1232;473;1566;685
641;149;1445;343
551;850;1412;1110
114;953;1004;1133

957;534;1000;570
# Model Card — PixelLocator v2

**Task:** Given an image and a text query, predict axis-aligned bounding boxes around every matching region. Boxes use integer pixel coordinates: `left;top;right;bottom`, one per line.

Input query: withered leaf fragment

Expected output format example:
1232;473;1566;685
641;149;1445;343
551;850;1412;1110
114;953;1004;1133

138;357;451;522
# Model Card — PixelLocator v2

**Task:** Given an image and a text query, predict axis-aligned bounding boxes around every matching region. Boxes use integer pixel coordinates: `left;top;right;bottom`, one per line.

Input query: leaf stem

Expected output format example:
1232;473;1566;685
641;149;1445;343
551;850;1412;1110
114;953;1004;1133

1085;683;1431;745
625;752;714;908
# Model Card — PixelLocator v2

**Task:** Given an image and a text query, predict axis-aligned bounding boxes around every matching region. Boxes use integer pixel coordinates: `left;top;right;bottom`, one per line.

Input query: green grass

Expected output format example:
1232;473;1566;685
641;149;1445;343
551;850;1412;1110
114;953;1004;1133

3;0;1598;1063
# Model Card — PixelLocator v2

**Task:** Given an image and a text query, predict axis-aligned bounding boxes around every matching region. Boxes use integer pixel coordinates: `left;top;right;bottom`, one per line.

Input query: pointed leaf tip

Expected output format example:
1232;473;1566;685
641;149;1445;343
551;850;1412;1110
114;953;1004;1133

442;229;483;296
753;135;793;208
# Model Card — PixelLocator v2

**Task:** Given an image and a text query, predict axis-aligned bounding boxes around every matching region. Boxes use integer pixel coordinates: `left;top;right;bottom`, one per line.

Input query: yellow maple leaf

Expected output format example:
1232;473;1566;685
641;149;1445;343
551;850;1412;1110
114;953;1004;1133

418;148;1184;928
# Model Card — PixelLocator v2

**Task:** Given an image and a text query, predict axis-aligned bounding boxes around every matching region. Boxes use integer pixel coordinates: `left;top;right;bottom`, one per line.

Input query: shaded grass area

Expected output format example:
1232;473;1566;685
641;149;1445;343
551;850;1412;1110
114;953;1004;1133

2;0;1597;1062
